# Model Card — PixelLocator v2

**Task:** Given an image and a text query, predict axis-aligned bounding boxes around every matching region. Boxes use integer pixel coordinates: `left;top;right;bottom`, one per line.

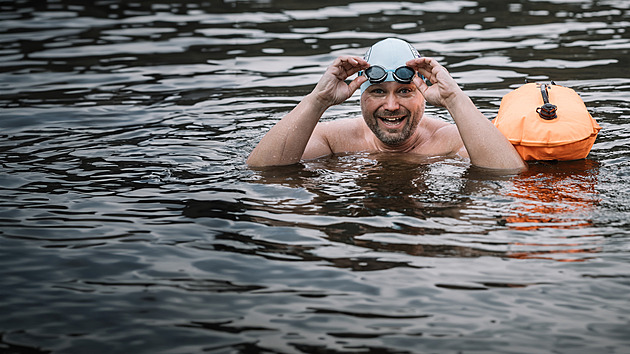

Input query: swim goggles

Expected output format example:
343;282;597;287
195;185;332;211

359;65;416;84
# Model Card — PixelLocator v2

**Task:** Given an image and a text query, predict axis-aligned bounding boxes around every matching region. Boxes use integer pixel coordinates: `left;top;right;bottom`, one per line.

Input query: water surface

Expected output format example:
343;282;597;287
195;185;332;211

1;0;629;353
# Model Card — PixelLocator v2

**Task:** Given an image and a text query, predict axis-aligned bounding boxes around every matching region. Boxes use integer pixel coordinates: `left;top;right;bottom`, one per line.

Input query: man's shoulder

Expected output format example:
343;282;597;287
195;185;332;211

313;117;369;153
317;117;365;136
422;116;464;155
422;116;457;137
320;116;363;127
423;115;452;128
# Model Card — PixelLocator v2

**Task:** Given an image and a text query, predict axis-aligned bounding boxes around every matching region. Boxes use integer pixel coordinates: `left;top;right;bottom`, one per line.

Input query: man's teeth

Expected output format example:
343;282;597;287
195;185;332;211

381;117;404;123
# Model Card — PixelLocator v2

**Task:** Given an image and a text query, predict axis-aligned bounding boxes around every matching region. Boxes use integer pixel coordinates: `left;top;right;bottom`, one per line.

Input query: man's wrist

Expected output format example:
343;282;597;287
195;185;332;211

442;87;467;109
306;91;334;112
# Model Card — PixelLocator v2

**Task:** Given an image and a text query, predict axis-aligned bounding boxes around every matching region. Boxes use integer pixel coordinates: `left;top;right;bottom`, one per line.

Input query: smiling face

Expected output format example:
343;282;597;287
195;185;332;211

360;81;425;146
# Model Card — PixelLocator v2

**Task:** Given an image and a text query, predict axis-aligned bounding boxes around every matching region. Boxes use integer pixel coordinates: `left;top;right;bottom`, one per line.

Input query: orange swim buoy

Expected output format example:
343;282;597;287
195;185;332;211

493;82;601;161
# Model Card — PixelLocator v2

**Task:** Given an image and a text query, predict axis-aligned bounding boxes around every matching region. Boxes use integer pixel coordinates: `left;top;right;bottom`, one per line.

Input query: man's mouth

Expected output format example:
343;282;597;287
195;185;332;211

378;115;406;127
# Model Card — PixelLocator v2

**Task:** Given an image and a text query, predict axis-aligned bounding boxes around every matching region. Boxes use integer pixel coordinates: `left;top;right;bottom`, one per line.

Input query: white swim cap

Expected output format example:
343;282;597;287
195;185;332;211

360;38;421;94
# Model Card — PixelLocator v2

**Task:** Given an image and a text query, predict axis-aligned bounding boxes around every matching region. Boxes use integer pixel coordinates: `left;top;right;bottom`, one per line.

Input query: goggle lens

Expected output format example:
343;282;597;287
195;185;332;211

361;65;416;84
393;66;415;83
365;66;387;83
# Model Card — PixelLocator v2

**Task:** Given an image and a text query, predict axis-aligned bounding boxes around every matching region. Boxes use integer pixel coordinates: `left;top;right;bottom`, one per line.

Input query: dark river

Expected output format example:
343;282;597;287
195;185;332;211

1;0;629;353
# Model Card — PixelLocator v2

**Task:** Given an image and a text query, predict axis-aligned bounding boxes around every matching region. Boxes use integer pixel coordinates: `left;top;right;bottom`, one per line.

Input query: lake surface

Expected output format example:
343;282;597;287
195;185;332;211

1;0;629;353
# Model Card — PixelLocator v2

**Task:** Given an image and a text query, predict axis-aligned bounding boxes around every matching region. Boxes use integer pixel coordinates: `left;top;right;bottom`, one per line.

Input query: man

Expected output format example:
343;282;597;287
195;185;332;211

247;38;526;171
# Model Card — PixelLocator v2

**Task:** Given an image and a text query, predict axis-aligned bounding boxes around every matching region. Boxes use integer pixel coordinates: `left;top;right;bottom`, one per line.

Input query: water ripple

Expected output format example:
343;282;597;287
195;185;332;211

1;0;629;353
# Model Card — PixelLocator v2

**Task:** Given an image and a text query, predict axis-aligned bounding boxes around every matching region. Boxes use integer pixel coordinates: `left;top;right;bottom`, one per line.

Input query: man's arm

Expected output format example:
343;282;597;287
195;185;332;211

247;56;369;167
407;57;526;171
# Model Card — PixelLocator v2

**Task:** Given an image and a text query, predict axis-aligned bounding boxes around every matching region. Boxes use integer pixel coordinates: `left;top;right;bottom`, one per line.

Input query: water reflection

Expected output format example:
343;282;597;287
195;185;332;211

506;160;602;262
251;153;472;216
236;155;607;264
232;155;513;263
508;160;600;230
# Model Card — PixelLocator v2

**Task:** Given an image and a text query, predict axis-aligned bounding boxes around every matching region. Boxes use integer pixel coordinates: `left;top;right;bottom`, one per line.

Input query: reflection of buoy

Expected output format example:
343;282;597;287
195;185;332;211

493;83;601;161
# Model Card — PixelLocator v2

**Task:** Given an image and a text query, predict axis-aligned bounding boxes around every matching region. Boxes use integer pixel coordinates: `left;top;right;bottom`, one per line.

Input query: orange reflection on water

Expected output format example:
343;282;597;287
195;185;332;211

507;245;601;262
505;160;601;262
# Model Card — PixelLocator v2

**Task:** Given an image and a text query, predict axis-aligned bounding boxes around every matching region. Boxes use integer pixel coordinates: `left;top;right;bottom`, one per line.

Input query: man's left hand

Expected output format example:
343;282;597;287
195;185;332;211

406;57;462;108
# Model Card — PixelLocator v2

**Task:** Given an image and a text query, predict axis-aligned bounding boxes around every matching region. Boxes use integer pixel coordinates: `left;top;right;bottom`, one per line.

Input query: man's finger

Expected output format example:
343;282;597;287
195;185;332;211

407;57;438;84
347;75;368;94
413;75;428;96
336;56;369;77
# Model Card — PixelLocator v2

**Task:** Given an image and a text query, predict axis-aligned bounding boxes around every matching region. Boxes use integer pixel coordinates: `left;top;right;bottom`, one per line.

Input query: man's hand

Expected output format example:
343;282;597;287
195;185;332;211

247;56;368;167
406;57;461;108
407;57;525;170
311;56;369;108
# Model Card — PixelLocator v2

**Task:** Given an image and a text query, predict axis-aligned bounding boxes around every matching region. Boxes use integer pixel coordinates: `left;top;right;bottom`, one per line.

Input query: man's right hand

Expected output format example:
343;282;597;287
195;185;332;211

247;56;368;167
311;56;369;108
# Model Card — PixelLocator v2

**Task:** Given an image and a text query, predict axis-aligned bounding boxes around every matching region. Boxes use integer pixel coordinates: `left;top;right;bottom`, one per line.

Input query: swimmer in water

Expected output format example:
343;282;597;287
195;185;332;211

247;38;526;171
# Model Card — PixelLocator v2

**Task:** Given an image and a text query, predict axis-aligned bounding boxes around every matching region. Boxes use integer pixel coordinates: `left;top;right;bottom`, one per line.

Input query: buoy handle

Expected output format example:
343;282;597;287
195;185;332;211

537;83;558;120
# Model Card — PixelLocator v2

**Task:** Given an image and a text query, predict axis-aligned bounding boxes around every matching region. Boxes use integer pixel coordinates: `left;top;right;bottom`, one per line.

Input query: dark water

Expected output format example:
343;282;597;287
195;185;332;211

1;0;629;353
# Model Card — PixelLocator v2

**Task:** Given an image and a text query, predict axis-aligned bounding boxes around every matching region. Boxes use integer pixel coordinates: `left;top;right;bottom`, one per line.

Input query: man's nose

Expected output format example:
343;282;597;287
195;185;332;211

383;92;400;111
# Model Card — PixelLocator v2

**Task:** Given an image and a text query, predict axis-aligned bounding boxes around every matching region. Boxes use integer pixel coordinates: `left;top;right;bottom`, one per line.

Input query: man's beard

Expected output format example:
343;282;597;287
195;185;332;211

367;108;419;146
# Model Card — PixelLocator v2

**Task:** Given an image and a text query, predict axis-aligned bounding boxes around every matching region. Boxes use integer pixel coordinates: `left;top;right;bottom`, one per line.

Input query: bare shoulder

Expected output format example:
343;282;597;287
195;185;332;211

418;116;455;141
313;117;369;153
420;116;465;156
421;115;449;131
317;117;364;133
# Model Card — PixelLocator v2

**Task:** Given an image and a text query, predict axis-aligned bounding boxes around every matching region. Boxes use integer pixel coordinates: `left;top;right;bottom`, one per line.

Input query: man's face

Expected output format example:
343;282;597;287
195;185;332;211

360;82;425;146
